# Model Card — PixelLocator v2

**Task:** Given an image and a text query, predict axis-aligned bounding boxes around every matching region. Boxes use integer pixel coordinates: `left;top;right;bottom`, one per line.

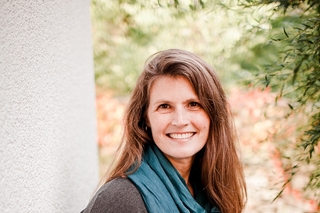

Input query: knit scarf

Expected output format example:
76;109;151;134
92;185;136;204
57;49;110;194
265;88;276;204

128;144;220;213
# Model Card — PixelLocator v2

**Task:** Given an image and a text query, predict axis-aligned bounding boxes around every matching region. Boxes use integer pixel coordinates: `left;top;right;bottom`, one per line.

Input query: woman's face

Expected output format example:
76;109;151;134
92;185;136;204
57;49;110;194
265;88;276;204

147;75;210;165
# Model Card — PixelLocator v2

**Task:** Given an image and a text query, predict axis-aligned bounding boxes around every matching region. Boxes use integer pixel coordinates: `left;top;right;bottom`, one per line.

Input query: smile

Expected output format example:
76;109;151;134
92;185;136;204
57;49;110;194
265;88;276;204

167;132;195;139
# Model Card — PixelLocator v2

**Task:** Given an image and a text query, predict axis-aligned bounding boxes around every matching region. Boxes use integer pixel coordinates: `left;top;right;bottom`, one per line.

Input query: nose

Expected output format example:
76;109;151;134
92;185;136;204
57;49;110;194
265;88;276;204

171;106;189;126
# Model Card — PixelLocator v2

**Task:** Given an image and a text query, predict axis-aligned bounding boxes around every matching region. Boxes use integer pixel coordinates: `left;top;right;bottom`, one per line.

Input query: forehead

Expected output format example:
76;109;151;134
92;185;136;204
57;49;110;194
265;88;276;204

148;75;198;103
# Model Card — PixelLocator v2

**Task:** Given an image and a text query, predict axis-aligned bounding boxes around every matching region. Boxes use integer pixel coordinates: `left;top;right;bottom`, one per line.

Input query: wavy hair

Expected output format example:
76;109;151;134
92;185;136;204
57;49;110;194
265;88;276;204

106;49;247;213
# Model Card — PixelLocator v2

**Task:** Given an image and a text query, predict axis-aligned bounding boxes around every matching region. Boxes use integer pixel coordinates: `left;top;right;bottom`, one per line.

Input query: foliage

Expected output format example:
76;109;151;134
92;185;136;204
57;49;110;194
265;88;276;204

90;0;251;95
238;0;320;206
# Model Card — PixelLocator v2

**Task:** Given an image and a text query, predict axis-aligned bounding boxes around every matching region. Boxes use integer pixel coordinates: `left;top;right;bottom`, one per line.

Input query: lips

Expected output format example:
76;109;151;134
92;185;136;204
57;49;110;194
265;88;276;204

167;132;195;139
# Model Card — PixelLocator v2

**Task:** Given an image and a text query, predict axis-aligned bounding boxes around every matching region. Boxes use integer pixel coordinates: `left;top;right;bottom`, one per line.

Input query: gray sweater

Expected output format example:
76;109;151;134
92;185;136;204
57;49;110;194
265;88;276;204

81;178;148;213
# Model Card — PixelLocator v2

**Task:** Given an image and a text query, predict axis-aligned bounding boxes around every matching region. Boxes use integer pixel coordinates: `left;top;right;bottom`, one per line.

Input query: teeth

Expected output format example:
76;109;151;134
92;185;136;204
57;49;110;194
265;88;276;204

169;133;194;139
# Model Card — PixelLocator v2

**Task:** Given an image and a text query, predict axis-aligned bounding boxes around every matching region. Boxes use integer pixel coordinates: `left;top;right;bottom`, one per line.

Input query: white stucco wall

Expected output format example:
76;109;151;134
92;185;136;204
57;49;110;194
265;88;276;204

0;1;99;212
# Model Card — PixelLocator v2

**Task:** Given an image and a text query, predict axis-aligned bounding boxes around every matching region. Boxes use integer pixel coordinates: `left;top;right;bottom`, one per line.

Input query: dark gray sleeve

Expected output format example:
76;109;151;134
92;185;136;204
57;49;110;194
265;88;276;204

81;178;148;213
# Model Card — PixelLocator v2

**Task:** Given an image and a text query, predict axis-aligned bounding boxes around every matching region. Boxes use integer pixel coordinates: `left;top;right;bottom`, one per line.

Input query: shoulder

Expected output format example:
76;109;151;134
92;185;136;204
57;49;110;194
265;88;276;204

81;178;147;213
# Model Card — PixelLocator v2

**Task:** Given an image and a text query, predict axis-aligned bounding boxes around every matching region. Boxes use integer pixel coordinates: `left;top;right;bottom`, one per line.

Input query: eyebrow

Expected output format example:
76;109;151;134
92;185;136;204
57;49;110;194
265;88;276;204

151;98;200;106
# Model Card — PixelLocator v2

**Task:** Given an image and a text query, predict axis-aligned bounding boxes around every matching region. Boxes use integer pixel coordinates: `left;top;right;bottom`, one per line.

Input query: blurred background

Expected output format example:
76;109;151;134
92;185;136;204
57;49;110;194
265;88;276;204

90;0;320;212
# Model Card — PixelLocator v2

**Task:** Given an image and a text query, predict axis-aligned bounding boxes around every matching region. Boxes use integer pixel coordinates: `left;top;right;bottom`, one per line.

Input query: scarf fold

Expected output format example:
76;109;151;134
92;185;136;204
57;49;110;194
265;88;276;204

128;145;220;213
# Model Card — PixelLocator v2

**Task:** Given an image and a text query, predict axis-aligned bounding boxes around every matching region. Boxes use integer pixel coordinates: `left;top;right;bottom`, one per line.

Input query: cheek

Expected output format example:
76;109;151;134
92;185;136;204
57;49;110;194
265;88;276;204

148;116;169;139
200;114;210;127
202;125;209;135
149;117;165;130
147;114;159;130
201;117;211;137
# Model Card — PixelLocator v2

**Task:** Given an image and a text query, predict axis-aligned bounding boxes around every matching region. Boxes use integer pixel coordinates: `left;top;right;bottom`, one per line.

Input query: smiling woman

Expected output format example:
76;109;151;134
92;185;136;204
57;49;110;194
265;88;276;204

147;76;210;191
81;49;247;213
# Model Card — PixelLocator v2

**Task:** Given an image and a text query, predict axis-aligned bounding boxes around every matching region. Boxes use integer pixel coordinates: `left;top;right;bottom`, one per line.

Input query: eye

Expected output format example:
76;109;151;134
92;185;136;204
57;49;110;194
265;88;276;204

158;104;170;109
188;102;201;108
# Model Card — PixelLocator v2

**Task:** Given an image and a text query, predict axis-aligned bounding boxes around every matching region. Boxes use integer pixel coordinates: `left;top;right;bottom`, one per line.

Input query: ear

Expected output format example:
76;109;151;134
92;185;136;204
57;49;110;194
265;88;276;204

144;117;150;127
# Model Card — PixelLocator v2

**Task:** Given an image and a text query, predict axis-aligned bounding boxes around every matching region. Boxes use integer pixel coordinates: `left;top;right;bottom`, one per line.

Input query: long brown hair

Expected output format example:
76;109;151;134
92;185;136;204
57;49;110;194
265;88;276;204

106;49;247;213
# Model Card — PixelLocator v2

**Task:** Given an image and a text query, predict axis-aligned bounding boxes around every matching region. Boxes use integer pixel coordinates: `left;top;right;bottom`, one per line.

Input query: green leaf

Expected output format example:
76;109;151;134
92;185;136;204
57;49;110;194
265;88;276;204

283;26;289;38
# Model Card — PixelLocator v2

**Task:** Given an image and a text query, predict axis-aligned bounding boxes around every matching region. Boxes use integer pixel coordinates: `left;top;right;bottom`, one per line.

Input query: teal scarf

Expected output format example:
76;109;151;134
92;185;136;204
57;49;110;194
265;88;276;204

128;145;220;213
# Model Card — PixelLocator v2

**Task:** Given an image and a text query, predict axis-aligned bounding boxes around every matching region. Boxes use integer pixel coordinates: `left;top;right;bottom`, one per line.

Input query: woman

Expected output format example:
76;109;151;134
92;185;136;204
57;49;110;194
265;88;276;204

82;49;247;213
